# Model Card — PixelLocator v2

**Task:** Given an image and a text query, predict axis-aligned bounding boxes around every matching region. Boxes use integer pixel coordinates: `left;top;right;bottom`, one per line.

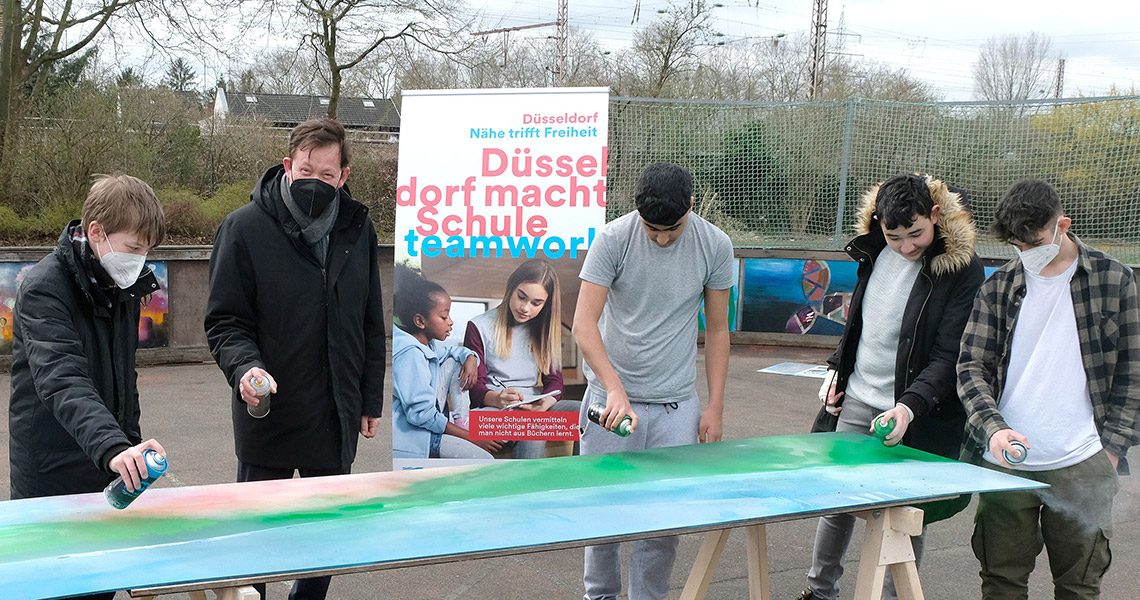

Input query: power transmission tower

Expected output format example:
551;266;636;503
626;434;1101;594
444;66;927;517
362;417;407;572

555;0;568;86
1054;57;1065;98
807;0;828;100
830;7;861;58
471;1;568;87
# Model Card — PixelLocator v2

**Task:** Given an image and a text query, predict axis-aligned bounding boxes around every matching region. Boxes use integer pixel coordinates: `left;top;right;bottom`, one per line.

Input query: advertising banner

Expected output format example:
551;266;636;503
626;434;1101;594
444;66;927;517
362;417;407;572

393;87;609;469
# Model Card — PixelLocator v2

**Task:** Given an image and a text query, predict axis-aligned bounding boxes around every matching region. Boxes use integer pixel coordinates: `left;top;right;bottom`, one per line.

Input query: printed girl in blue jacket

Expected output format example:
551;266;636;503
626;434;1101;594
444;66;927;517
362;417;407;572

392;264;492;460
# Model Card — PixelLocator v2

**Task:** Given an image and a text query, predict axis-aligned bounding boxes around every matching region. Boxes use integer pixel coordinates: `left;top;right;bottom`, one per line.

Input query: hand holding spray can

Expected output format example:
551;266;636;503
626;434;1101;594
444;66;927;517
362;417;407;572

587;403;633;437
104;449;167;509
873;415;896;442
1003;440;1028;465
247;375;272;418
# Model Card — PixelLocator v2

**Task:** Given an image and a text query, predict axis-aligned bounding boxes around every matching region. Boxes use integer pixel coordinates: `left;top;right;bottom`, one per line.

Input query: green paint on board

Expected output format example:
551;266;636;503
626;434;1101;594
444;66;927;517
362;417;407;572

0;434;950;561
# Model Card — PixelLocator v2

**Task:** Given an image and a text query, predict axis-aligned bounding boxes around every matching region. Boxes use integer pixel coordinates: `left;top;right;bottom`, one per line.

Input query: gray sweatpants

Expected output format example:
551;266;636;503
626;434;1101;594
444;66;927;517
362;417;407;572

806;396;926;600
579;389;701;600
512;399;583;458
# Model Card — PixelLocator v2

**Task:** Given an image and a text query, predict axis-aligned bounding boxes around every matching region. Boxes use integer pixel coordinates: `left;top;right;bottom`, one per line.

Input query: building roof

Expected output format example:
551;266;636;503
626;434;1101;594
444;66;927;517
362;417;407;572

218;89;400;130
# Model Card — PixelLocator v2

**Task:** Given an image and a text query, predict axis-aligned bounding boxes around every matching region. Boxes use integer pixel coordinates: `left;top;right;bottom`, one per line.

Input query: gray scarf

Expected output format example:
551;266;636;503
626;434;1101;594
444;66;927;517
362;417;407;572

280;173;339;266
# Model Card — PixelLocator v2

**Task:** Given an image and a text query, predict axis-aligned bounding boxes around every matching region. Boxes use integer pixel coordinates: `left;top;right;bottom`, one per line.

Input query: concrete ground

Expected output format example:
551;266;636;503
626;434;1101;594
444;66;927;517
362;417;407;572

2;345;1137;600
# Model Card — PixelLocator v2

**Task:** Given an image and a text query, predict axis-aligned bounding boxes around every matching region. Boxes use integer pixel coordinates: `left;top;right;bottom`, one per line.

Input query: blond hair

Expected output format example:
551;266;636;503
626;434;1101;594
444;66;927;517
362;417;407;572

81;174;166;248
492;259;562;377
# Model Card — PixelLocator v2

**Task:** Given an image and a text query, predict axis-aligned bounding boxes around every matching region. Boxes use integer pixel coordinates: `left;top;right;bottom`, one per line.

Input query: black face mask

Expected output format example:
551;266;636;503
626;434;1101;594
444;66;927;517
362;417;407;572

289;178;339;217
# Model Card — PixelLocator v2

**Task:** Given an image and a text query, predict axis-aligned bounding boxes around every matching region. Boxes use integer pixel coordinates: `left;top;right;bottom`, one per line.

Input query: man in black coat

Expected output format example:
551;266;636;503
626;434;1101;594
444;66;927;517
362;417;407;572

795;174;985;600
204;117;385;600
9;175;168;599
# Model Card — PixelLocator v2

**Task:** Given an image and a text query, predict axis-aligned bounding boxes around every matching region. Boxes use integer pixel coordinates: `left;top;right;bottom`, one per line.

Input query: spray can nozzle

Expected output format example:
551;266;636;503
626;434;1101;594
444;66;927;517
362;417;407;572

873;416;896;442
1003;440;1028;465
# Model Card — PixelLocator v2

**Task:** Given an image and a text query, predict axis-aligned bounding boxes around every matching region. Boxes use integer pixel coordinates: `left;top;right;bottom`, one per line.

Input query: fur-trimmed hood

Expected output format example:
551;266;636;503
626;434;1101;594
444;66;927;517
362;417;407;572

854;175;977;277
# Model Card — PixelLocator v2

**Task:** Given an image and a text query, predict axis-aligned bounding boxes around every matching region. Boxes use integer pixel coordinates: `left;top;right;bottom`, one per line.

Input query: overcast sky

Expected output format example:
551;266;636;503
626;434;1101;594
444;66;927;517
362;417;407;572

470;0;1140;100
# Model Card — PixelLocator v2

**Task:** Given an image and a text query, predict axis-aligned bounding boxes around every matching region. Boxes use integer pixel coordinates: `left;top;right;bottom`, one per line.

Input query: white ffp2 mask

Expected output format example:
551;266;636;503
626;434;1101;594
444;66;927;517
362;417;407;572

1017;220;1060;276
96;238;147;289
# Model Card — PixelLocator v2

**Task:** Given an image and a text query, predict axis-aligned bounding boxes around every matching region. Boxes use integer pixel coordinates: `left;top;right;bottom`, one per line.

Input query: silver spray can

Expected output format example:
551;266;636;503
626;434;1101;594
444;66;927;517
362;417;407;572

247;375;272;418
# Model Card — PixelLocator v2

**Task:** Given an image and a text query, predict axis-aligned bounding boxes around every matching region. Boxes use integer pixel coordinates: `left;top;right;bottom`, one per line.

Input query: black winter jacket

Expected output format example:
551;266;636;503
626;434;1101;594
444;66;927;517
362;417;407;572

205;165;386;471
814;178;985;461
9;223;160;499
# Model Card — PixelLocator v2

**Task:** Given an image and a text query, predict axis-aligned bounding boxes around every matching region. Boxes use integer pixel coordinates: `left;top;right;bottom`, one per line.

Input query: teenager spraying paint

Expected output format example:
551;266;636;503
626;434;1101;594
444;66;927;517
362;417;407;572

958;179;1138;600
797;174;985;600
8;175;168;600
573;162;734;600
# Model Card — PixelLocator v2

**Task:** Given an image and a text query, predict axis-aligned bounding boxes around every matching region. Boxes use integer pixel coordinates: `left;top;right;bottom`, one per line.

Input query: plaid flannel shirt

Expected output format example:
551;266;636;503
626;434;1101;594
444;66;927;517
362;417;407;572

957;234;1140;473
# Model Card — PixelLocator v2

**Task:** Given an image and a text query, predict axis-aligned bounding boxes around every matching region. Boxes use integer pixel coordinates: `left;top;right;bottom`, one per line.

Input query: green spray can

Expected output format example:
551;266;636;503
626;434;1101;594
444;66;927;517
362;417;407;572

587;403;633;437
873;416;896;442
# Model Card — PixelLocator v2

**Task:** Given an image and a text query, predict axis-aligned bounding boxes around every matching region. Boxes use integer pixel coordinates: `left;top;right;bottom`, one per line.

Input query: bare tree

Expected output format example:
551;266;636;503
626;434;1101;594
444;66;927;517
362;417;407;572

0;0;147;180
391;26;610;94
291;0;468;117
753;35;811;101
630;0;716;98
337;47;402;98
142;1;467;112
972;32;1054;101
563;31;609;88
615;31;935;103
826;57;937;102
236;47;329;95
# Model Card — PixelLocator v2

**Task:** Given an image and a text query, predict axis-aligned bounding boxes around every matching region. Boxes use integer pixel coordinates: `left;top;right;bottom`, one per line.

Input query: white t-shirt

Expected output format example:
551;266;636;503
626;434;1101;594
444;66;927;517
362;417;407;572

984;258;1102;470
846;247;922;412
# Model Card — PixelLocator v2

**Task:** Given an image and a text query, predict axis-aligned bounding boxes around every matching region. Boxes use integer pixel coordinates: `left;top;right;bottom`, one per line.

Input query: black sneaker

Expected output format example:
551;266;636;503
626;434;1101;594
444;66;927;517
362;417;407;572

792;589;819;600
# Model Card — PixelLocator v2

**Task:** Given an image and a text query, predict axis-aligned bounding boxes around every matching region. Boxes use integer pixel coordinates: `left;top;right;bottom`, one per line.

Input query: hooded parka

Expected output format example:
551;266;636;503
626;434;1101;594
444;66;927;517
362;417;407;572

204;165;385;471
813;177;985;462
9;223;160;499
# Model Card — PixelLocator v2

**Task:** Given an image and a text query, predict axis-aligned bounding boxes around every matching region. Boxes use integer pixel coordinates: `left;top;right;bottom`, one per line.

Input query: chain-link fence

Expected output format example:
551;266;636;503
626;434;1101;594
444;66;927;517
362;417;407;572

606;95;1140;263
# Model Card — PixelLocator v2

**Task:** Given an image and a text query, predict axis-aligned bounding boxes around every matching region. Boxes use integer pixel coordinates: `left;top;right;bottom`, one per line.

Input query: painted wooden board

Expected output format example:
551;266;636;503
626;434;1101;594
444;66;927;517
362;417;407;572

0;433;1045;599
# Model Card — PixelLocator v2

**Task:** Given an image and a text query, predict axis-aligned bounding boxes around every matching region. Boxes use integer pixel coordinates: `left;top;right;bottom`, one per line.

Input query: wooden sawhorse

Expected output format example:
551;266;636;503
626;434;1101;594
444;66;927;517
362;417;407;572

136;587;258;600
680;506;925;600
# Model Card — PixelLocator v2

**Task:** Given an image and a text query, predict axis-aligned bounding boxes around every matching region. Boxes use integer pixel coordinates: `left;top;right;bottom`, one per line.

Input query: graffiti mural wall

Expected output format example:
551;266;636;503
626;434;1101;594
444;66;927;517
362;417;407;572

739;258;859;336
138;262;170;349
0;261;170;354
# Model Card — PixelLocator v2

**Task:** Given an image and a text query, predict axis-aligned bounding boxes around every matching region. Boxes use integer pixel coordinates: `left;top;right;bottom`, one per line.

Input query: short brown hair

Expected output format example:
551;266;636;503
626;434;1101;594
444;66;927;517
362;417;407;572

81;174;166;248
991;179;1062;244
288;117;350;168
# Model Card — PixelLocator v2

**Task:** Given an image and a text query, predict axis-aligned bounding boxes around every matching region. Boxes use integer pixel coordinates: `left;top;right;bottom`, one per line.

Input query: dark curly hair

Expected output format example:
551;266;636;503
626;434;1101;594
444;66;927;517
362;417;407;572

875;174;935;230
393;263;447;334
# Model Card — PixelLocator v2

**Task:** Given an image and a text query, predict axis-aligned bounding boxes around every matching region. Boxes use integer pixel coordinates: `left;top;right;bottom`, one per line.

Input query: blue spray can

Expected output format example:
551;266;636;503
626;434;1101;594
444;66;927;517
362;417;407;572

1003;441;1028;465
104;449;168;509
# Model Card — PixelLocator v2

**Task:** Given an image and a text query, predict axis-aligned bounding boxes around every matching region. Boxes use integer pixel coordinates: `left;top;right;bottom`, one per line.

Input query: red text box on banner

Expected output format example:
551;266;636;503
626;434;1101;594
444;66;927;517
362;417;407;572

470;412;580;441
